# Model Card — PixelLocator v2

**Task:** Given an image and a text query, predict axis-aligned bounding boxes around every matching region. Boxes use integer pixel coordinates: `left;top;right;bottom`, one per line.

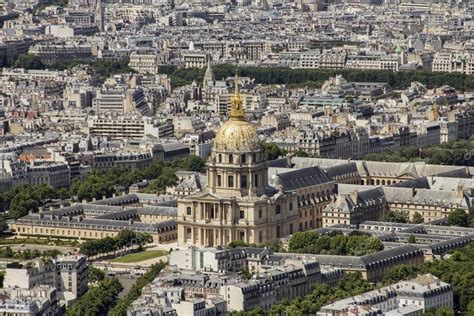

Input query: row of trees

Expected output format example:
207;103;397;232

0;184;70;220
0;247;60;260
66;277;123;316
379;209;474;228
157;64;474;91
446;209;474;227
79;230;153;258
2;53;135;85
288;231;384;256
5;56;474;91
365;136;474;166
70;155;205;201
382;242;474;314
108;261;167;316
380;210;425;224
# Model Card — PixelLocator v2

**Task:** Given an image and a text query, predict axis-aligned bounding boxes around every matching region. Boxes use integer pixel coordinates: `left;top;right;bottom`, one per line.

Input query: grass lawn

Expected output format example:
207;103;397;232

110;250;168;263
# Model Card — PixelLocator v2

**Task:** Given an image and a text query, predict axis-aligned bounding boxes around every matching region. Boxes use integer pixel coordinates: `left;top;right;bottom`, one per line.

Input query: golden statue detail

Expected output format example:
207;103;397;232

229;74;244;120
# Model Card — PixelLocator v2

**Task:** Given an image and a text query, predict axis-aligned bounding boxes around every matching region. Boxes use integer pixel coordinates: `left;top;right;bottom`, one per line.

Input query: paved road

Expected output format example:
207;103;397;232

116;272;140;298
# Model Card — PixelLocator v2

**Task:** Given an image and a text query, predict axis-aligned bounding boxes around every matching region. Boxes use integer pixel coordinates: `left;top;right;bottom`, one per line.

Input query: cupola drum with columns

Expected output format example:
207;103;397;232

208;76;268;198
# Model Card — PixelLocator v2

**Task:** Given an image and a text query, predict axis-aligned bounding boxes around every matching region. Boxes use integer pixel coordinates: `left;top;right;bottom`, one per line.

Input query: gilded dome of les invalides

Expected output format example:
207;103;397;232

213;78;262;152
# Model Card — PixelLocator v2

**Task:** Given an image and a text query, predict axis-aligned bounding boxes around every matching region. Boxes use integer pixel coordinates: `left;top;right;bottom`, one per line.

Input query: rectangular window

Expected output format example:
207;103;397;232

217;175;222;187
241;175;247;188
186;228;192;239
289;202;293;211
228;175;234;188
240;210;245;219
186;207;192;216
259;209;262;218
239;231;245;241
276;225;281;238
254;174;258;187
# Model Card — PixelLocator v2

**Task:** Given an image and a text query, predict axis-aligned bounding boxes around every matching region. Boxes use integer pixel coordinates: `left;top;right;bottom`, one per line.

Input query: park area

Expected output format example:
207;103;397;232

109;250;168;263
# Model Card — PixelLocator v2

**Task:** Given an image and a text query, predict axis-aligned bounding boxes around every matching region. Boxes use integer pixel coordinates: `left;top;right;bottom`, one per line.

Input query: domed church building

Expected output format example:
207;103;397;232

177;78;299;247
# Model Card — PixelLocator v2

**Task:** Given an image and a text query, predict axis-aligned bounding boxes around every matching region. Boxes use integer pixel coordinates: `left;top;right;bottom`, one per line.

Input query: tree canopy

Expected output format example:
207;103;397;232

157;65;474;91
79;230;153;258
447;209;470;227
379;210;410;223
288;231;384;256
13;54;45;70
263;143;287;161
365;137;474;166
67;277;123;316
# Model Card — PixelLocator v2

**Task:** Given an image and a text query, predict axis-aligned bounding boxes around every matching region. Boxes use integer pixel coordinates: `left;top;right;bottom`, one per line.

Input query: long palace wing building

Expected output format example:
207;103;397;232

177;78;299;247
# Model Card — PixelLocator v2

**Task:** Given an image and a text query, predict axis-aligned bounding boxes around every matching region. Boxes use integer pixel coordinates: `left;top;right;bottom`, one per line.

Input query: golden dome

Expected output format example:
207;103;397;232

213;75;262;152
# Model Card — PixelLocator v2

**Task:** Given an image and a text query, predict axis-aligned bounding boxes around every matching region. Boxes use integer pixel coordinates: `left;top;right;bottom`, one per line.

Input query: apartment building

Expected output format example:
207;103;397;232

129;49;168;74
87;115;174;139
93;86;151;116
318;274;452;315
4;256;88;304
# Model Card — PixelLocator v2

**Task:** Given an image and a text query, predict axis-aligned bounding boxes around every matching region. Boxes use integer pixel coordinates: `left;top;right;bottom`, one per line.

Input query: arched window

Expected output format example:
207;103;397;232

218;154;222;163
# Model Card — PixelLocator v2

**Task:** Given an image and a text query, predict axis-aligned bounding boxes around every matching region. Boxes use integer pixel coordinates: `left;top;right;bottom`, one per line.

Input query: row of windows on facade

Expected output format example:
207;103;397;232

217;153;260;164
216;174;260;188
185;225;288;241
186;204;289;218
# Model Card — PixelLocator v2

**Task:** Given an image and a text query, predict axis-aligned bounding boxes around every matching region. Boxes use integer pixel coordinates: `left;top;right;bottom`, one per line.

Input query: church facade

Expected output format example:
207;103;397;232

177;79;298;247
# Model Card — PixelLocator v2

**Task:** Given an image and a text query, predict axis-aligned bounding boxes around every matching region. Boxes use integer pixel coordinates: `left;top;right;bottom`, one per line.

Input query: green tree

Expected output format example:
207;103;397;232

67;277;123;316
467;300;474;315
380;210;409;223
408;235;416;244
411;212;424;224
288;231;383;256
263;143;287;161
13;54;45;70
88;266;105;284
447;209;469;227
295;150;309;157
9;192;39;219
227;240;253;248
288;231;319;252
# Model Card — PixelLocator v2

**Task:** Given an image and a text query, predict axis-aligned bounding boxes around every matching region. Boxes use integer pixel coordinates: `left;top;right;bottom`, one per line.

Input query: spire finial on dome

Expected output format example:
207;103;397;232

229;73;244;120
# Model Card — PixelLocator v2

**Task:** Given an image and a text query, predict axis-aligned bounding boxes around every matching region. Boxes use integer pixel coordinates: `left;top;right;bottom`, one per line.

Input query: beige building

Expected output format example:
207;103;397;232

177;81;299;247
5;256;88;304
